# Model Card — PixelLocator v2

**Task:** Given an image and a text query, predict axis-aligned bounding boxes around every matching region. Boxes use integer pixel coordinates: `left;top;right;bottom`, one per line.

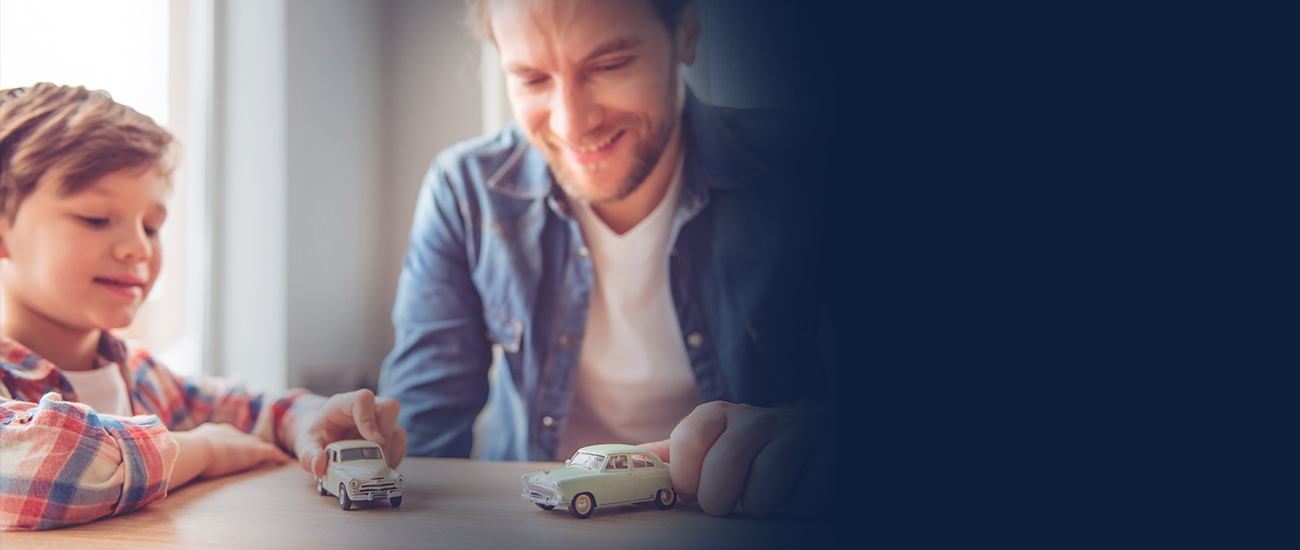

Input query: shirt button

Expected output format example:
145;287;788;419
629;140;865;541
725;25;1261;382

687;332;704;348
559;334;575;348
542;416;555;428
578;246;589;258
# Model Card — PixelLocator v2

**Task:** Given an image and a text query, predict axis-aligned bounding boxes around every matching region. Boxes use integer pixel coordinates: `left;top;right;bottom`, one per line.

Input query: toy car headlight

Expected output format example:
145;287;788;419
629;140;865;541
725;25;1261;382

396;475;404;486
349;479;359;490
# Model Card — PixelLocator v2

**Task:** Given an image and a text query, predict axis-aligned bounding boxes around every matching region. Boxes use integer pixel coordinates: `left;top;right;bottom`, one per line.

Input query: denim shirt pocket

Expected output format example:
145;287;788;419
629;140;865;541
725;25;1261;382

483;306;523;354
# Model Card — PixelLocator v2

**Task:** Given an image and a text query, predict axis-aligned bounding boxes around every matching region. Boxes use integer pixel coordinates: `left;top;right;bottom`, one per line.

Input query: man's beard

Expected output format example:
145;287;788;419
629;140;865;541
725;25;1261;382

546;71;680;205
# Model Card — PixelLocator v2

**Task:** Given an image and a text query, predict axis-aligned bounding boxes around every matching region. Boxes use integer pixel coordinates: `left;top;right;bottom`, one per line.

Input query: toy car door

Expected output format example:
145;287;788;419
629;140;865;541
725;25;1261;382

630;453;662;498
604;454;635;502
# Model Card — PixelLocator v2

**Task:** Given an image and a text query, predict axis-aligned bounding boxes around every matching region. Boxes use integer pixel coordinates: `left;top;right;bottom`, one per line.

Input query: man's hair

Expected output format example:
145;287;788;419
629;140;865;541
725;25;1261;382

464;0;693;43
0;83;175;219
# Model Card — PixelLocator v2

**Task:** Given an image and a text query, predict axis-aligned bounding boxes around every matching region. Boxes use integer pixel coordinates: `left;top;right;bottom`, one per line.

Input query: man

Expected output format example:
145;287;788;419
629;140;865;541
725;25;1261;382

379;0;833;518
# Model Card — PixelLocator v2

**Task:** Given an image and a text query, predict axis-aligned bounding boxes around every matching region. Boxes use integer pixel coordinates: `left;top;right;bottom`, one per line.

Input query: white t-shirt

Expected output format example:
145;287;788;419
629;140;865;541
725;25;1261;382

58;362;132;417
557;158;702;459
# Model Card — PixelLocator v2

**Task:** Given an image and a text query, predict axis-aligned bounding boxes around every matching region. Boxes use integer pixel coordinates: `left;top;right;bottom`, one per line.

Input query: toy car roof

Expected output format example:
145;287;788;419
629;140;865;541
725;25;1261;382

324;439;382;451
574;444;660;458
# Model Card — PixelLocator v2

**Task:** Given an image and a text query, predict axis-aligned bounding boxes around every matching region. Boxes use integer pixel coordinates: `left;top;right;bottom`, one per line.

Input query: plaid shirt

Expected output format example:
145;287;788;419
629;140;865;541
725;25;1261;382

0;333;307;531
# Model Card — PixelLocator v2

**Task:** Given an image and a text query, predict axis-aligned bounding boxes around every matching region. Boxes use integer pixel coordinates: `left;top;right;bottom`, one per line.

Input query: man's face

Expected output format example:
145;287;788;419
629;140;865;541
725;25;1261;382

491;0;694;204
0;166;167;331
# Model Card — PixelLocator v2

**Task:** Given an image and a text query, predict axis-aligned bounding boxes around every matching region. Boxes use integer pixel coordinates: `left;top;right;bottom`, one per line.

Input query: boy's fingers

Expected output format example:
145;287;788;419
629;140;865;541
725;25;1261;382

341;389;384;445
384;428;408;469
299;445;324;475
374;397;400;439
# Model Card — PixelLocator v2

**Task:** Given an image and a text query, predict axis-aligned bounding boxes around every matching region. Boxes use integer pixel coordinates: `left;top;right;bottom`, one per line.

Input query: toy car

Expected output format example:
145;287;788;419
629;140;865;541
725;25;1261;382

316;439;404;510
521;444;676;519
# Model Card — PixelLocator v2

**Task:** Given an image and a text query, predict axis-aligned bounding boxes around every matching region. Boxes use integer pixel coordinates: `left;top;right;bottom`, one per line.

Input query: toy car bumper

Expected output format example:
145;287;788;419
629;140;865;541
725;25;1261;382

521;490;565;507
349;489;403;501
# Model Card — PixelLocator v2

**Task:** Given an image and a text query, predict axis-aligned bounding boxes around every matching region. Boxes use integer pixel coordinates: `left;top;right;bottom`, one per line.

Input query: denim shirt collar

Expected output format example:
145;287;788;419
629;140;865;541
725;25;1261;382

482;87;769;207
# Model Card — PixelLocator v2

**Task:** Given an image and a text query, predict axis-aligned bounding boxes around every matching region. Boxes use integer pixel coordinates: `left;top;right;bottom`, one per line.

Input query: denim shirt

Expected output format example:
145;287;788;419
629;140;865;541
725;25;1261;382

378;90;832;461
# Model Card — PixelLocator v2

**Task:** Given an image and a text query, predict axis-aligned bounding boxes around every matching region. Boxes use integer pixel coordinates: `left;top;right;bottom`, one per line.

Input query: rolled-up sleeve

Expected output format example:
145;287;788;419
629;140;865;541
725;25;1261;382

378;155;494;458
1;392;178;531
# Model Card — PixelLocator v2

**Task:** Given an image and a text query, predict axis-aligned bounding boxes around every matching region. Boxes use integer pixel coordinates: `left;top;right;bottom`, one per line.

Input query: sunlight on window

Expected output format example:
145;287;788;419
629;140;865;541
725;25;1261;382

0;0;169;125
1;0;188;367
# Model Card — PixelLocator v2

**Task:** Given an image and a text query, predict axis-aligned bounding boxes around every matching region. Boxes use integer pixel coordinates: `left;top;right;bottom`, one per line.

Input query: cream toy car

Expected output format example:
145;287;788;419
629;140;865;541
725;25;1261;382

317;439;404;510
521;444;677;519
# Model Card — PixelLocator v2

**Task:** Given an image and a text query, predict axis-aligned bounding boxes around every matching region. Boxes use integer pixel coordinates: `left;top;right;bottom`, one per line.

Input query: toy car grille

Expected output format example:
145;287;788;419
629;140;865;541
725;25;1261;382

360;482;396;492
528;483;554;498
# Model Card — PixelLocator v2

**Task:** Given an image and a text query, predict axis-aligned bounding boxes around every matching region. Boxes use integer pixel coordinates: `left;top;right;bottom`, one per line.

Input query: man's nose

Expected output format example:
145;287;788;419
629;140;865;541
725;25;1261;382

550;81;602;144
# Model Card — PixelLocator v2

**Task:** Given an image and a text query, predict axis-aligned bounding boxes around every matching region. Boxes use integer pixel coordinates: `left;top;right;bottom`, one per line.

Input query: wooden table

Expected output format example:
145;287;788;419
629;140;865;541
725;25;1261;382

0;458;838;549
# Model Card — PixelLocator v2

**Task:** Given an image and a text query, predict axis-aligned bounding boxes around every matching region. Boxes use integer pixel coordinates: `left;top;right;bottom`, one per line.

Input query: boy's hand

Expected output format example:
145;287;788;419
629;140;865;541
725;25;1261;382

639;401;831;518
171;423;292;487
289;389;407;477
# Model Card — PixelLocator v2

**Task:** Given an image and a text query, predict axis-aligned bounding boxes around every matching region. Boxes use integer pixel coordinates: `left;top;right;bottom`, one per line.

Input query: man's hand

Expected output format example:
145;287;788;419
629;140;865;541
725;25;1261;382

287;389;408;477
170;423;293;487
640;401;831;518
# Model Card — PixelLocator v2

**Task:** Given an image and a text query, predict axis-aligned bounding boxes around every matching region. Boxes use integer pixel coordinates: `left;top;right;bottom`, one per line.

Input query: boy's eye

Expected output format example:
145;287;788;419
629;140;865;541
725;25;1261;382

144;225;160;237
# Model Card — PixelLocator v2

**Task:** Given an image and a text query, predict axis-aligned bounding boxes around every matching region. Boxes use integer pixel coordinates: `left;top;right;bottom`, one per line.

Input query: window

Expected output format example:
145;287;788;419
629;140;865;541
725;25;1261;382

631;454;654;468
1;0;206;377
605;455;628;470
339;447;384;462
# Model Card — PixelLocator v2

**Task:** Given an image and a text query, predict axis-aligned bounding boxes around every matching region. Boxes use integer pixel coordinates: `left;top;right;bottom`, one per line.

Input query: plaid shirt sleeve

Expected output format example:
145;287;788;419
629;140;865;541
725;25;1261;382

126;346;311;451
0;392;178;531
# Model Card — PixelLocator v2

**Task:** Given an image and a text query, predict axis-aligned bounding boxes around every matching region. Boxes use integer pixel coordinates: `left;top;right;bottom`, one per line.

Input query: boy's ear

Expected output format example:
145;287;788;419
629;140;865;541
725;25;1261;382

0;217;10;260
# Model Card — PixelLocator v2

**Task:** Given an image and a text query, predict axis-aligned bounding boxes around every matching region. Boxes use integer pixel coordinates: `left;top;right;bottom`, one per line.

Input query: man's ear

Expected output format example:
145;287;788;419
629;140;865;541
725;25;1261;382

676;3;701;66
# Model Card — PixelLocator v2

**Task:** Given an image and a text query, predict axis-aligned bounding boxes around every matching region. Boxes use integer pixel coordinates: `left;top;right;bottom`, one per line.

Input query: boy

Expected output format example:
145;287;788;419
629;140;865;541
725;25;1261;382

0;83;406;531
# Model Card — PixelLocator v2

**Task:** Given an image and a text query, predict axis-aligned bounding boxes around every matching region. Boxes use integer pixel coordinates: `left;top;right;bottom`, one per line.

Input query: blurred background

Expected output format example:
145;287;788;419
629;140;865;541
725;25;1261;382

0;0;815;401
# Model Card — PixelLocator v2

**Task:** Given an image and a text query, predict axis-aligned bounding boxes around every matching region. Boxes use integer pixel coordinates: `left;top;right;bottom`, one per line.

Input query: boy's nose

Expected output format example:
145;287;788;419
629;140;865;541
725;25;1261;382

114;226;154;262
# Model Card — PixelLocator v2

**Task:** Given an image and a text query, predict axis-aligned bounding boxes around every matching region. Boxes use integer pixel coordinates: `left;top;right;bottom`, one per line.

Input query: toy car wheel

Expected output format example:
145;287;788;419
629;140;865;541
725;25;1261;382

536;503;555;511
654;488;677;510
339;484;352;510
389;496;402;507
317;478;328;496
569;493;595;519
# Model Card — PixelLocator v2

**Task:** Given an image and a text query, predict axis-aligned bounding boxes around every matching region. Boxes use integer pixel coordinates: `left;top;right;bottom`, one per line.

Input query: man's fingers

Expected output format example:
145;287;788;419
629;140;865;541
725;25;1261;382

739;433;804;518
696;405;780;517
638;439;671;463
667;401;731;503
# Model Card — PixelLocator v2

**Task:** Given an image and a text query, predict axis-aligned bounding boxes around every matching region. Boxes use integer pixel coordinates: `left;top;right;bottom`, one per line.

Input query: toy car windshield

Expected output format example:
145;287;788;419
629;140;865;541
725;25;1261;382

569;452;604;470
339;446;384;461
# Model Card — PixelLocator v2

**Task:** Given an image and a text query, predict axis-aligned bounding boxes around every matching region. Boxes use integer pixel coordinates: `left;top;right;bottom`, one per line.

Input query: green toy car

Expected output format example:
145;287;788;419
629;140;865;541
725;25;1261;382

521;444;677;519
317;439;404;510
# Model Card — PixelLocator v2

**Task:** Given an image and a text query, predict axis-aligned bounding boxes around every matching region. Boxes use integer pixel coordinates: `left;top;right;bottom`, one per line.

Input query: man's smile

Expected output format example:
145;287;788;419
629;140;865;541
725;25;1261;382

558;129;626;166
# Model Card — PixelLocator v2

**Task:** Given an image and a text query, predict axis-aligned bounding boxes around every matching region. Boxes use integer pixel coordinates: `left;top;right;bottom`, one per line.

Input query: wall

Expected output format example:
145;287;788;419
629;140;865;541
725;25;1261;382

280;0;481;395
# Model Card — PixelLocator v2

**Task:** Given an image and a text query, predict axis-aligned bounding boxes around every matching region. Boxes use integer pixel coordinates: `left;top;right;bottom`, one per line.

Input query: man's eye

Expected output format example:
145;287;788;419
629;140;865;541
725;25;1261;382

521;75;549;88
595;58;632;72
79;217;109;228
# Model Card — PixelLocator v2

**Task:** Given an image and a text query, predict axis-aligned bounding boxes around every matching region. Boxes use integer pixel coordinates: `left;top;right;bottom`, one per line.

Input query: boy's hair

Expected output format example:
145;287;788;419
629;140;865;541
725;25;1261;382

0;83;175;219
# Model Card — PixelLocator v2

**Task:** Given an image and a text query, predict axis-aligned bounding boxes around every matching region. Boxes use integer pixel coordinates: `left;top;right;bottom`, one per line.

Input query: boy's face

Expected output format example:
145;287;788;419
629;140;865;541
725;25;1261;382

0;165;168;331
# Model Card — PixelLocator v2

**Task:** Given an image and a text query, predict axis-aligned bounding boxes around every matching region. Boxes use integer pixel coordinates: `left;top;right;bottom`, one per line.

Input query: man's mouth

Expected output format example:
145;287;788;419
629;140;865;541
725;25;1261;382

561;129;625;166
